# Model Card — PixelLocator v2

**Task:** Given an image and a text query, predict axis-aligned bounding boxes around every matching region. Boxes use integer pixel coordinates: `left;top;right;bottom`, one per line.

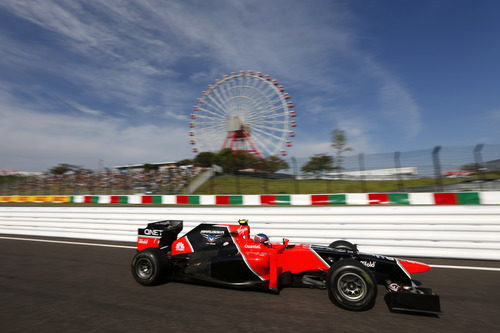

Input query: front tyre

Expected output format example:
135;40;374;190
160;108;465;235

131;248;166;286
327;259;377;311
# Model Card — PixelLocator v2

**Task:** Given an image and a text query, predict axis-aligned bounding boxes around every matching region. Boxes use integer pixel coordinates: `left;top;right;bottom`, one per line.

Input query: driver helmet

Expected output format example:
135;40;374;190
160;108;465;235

254;233;270;246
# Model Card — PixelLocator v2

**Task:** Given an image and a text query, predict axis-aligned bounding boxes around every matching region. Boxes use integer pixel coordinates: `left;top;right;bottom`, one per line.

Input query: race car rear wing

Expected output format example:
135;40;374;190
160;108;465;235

137;220;183;251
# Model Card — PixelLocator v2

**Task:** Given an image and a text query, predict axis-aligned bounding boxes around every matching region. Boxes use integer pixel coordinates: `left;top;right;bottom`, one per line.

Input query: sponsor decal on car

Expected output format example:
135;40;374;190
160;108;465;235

361;261;376;268
388;283;402;292
200;230;224;245
172;237;194;255
176;242;185;251
200;230;225;235
244;244;261;249
143;229;163;237
373;254;395;262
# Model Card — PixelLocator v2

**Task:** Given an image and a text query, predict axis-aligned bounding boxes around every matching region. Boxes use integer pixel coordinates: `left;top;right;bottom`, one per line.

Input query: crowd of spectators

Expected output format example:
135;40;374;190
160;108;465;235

0;166;202;195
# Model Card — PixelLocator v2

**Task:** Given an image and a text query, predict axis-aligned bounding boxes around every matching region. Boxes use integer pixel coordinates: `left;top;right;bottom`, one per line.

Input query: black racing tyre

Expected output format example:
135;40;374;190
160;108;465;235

131;248;167;286
327;259;377;311
328;240;357;251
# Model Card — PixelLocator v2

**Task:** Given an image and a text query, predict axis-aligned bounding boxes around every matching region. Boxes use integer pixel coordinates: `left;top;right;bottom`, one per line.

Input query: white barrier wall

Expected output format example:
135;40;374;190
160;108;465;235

1;206;499;260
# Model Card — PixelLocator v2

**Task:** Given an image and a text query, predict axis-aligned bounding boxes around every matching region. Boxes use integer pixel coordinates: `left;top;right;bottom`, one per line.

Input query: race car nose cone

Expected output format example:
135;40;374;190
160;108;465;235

398;259;431;274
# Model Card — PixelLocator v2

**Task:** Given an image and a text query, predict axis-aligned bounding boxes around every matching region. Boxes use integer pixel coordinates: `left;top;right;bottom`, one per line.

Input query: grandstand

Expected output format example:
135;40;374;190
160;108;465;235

113;161;178;172
0;163;201;195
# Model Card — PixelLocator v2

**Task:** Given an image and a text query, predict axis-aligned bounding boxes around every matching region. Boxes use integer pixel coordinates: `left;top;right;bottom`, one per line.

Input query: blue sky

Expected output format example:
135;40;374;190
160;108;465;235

1;0;499;171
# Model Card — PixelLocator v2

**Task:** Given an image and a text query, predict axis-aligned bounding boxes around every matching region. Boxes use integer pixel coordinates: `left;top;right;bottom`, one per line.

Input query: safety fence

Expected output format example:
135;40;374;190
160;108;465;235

1;205;499;261
1;191;500;205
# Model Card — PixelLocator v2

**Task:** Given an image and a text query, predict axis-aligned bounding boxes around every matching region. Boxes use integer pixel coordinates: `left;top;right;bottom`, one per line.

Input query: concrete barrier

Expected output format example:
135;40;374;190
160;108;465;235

1;205;499;260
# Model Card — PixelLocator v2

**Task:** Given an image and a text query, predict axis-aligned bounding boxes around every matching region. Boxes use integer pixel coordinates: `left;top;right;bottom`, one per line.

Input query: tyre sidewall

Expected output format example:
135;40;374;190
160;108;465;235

327;259;377;311
131;248;165;286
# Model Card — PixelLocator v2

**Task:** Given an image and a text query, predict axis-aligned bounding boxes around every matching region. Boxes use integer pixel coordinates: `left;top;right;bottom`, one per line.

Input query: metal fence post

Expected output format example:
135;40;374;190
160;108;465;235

394;151;405;192
432;146;443;192
358;153;367;192
474;143;484;190
210;169;215;194
291;157;299;194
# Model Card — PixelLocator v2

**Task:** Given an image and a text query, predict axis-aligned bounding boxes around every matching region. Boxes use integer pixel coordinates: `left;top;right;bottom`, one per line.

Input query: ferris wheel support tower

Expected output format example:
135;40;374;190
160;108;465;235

221;116;262;158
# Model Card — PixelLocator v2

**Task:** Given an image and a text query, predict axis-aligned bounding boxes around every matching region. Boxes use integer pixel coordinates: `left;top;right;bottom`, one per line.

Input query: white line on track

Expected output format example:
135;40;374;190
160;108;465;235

1;235;500;272
429;264;500;272
0;236;135;249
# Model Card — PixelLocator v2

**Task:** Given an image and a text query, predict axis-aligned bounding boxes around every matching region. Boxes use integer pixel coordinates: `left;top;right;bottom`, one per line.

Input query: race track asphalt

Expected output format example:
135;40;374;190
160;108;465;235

1;236;499;333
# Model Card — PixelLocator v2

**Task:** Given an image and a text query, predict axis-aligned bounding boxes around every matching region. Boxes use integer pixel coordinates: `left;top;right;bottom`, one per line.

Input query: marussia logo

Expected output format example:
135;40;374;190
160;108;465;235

202;233;223;243
175;242;185;251
200;230;224;235
200;230;224;242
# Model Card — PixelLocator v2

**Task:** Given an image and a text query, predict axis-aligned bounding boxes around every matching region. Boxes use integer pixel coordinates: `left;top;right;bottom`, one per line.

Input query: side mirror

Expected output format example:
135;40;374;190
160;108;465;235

282;238;289;246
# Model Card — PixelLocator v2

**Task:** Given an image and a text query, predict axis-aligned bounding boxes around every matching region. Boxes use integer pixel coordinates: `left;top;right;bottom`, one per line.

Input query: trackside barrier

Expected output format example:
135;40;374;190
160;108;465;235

1;206;500;260
1;191;500;205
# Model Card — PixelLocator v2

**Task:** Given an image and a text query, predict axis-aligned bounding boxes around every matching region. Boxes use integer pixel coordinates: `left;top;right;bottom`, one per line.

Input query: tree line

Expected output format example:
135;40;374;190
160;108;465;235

45;129;352;177
181;148;289;175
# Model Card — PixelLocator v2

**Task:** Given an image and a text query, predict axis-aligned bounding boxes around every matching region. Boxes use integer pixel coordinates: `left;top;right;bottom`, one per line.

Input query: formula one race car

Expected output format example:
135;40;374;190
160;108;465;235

131;219;440;314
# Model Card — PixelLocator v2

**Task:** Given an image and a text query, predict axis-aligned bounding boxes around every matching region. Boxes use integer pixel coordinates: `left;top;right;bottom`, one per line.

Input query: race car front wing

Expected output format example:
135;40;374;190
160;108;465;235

385;285;441;314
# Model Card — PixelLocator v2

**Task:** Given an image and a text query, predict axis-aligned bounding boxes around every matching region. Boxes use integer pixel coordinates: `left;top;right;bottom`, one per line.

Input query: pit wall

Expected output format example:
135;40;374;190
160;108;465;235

1;191;500;205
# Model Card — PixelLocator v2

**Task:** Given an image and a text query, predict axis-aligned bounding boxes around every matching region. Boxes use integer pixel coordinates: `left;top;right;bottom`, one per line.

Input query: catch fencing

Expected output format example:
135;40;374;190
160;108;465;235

2;144;500;195
1;205;499;260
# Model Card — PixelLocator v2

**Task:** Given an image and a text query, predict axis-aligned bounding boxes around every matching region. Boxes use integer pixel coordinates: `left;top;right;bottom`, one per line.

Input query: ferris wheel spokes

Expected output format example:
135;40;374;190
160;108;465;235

189;71;296;157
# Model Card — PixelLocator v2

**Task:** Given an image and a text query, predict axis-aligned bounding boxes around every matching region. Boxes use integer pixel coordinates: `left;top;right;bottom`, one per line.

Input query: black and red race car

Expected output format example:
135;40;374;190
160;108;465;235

131;219;440;314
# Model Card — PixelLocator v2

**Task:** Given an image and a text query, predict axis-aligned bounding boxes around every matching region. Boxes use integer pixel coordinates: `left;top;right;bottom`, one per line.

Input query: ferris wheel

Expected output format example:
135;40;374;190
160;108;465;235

189;70;296;157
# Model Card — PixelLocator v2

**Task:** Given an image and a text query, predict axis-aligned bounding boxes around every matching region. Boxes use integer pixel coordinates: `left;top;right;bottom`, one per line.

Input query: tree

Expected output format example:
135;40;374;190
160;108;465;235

331;129;353;171
259;155;289;174
193;151;215;167
213;148;234;173
213;149;259;174
143;163;159;173
301;154;334;174
49;163;80;175
177;159;193;166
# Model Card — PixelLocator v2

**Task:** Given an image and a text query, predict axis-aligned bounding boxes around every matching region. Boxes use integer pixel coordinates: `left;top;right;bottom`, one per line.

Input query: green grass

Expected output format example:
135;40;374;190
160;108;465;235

194;175;467;194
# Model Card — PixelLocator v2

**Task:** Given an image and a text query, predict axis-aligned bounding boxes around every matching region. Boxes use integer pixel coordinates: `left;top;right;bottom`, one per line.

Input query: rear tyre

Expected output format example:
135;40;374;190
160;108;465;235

327;259;377;311
328;240;357;251
131;248;166;286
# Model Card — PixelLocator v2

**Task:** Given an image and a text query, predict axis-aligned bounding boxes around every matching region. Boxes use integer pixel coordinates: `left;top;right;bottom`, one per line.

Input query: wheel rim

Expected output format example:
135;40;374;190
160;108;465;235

337;272;367;301
136;257;153;279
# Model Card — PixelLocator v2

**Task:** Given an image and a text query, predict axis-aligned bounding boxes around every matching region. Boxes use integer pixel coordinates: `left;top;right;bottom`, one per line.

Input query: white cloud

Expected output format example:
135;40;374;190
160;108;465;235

288;141;332;158
378;78;421;137
65;101;102;116
164;109;188;121
0;0;424;168
0;92;189;171
333;113;378;154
